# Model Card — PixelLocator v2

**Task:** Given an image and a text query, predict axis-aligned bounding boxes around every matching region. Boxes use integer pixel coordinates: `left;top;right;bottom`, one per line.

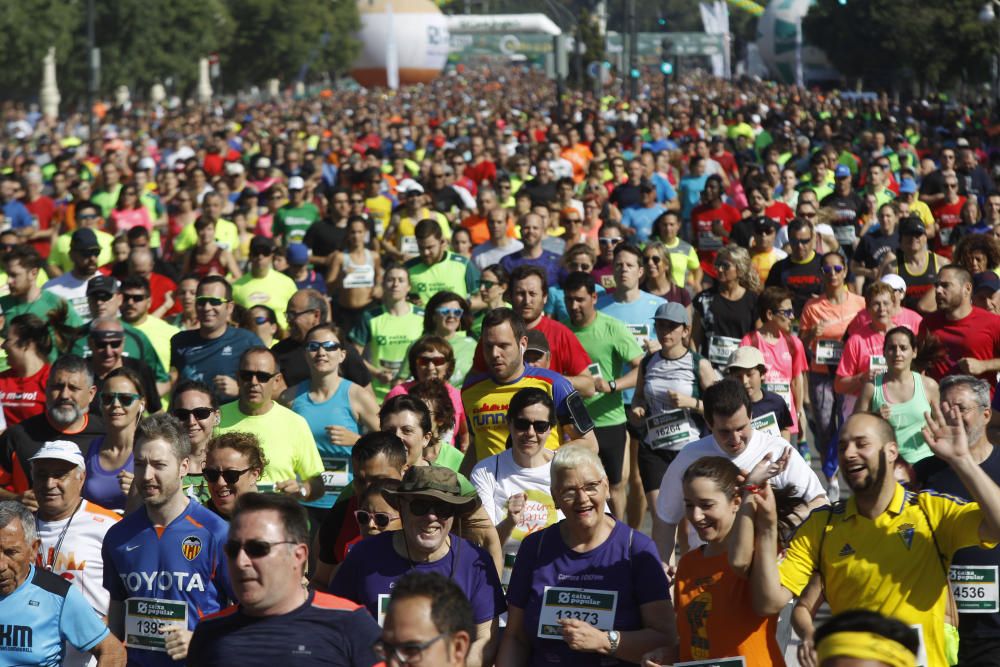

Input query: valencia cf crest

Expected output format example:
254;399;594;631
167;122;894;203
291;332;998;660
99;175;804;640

897;523;915;550
181;536;203;561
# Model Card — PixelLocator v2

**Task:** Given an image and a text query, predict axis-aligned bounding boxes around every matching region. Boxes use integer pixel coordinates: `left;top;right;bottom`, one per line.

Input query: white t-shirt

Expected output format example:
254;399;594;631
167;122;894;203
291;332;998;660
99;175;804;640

43;271;102;322
36;499;121;667
471;240;523;271
655;429;826;526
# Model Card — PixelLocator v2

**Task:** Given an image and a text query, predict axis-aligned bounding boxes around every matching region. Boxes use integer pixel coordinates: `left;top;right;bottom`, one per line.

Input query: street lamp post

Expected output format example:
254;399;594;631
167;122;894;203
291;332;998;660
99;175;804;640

981;0;1000;102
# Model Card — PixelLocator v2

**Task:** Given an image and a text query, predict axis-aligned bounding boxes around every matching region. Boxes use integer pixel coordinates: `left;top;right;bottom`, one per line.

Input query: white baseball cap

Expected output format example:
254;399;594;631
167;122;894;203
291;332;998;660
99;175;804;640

29;440;85;469
880;274;906;292
288;176;305;191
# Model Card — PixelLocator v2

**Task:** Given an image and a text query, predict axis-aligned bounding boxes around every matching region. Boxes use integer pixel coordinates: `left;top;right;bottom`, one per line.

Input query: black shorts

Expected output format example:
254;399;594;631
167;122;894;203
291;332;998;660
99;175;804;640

593;424;627;485
637;441;679;494
959;636;1000;667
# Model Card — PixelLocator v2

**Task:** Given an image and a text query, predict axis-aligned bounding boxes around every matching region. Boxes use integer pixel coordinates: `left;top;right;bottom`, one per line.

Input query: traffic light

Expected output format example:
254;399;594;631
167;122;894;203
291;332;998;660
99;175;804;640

629;68;640;79
660;37;674;77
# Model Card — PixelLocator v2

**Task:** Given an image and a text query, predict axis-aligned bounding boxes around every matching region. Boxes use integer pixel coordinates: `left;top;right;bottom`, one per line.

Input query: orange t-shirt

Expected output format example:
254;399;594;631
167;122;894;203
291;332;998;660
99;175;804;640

798;290;867;374
562;144;593;183
675;547;785;665
460;213;516;246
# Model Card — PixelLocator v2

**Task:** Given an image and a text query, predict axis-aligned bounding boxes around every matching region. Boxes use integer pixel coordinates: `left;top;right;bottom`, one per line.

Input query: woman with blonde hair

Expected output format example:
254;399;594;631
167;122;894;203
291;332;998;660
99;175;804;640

692;244;761;370
641;241;691;308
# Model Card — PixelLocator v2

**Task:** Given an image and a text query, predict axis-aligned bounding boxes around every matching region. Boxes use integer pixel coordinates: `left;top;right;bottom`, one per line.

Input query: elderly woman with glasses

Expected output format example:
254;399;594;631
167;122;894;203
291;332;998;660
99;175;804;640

283;323;380;512
386;336;469;452
82;366;147;511
331;465;505;667
496;446;676;667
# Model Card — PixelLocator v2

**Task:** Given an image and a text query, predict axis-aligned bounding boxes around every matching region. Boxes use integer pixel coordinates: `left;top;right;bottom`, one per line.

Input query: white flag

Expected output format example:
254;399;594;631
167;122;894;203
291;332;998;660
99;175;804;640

385;1;400;90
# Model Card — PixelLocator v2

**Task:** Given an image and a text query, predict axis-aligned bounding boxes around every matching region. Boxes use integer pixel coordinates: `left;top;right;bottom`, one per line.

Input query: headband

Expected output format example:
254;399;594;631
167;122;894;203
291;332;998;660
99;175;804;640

815;631;915;667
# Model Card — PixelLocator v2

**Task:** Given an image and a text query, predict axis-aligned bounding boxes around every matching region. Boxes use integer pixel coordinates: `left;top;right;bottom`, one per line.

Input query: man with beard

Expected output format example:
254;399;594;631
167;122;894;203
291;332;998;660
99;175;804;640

747;409;1000;667
43;228;105;321
914;376;1000;667
0;355;105;504
103;414;233;666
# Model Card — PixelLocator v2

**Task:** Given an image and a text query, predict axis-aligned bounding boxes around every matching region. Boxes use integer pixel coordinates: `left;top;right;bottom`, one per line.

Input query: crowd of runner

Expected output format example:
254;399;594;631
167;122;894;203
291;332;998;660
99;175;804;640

1;67;1000;667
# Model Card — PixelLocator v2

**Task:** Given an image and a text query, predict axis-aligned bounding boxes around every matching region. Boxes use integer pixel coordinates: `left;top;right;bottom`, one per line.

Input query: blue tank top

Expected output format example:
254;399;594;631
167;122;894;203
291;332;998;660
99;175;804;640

81;436;133;511
292;379;359;509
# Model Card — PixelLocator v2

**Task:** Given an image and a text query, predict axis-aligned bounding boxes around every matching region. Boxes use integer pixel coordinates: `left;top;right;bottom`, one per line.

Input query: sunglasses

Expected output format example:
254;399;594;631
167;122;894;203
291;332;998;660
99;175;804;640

776;308;795;318
822;265;845;274
416;356;448;367
238;370;278;383
789;237;814;246
100;392;140;408
77;248;101;258
91;338;124;349
223;539;295;559
286;307;319;321
0;243;16;252
307;340;343;353
204;467;251;484
121;293;146;303
196;296;230;307
436;307;463;318
644;255;662;264
251;248;273;257
253;315;272;325
715;261;732;271
599;237;623;245
354;510;398;528
513;417;552;433
478;280;498;290
89;292;115;302
408;498;456;518
351;198;365;204
173;407;215;421
77;213;99;220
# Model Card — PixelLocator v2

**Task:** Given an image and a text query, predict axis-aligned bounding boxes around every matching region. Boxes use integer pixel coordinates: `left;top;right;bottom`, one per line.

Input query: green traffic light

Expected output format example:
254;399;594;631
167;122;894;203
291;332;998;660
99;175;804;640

660;62;673;75
630;68;640;78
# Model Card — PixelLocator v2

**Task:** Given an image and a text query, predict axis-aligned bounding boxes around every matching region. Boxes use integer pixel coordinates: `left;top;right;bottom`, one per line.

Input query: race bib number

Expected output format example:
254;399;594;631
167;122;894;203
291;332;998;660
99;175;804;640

832;224;857;246
288;229;307;244
626;323;651;346
586;363;603;380
869;354;888;375
698;230;723;251
708;336;741;366
401;235;419;255
378;594;391;627
537;587;618;639
939;226;954;245
646;409;693;451
256;483;275;494
125;598;188;652
951;565;999;613
320;456;350;496
380;359;403;375
676;659;746;667
600;274;617;289
815;339;844;365
342;267;375;289
764;382;792;412
750;411;783;439
70;296;91;320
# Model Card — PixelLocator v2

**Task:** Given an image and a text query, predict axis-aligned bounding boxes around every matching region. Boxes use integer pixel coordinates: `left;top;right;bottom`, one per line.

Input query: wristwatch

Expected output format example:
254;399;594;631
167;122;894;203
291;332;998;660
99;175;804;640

608;379;617;393
299;486;309;499
607;630;620;655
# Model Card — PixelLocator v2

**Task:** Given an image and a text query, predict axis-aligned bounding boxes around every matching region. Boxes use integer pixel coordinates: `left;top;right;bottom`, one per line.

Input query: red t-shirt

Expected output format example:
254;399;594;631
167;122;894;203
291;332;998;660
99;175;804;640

919;307;1000;392
148;272;179;315
932;197;967;257
464;160;497;188
472;315;592;379
0;364;50;427
690;201;742;275
764;201;794;227
24;195;56;258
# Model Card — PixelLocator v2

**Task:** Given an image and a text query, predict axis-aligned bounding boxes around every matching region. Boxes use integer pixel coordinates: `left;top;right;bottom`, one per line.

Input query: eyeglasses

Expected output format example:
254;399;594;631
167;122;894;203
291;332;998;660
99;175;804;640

822;265;845;274
512;417;552;433
203;467;251;484
90;338;124;350
100;392;140;408
196;296;230;307
121;293;146;303
373;635;448;665
307;340;343;353
173;407;215;422
478;279;498;290
436;307;463;318
407;498;456;518
789;237;814;246
558;480;603;503
416;356;448;367
644;255;662;264
223;539;296;559
354;510;399;528
599;237;623;245
238;370;278;383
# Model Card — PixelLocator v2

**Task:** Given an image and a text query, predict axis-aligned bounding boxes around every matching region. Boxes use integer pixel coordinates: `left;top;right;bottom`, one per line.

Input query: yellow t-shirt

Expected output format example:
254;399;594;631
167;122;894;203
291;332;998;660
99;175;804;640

132;314;180;376
780;483;990;667
172;218;240;254
231;269;299;329
216;402;323;486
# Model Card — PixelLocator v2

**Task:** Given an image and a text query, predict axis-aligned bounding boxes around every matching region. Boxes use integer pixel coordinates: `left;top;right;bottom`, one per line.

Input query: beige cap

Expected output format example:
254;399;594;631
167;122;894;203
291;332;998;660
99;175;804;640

726;346;766;371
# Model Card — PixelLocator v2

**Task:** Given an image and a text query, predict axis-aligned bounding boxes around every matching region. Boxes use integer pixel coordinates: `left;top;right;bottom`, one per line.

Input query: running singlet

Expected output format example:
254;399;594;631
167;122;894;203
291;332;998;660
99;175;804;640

102;500;234;667
0;565;110;667
898;252;941;311
292;379;359;509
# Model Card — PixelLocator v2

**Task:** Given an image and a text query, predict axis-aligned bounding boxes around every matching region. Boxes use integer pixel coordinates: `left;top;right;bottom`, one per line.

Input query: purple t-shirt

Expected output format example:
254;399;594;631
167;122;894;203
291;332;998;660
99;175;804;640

329;530;505;624
82;436;133;511
500;249;563;286
507;519;670;666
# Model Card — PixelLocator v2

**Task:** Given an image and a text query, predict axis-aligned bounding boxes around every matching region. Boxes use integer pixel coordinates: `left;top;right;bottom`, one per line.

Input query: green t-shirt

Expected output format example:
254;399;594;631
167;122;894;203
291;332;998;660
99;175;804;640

351;304;425;401
274;203;320;245
70;320;170;383
216;401;324;486
232;269;299;329
399;332;477;387
434;443;465;473
0;291;85;360
570;312;644;428
173;218;240;254
405;251;479;304
92;185;122;219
